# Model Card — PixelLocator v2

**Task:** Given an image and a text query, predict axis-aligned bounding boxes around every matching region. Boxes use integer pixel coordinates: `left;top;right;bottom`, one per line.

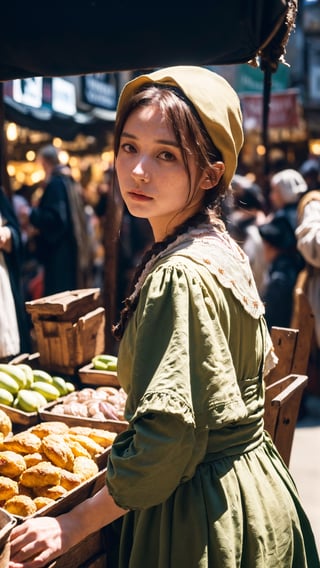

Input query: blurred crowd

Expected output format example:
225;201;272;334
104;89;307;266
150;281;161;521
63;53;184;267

1;146;319;415
227;157;320;416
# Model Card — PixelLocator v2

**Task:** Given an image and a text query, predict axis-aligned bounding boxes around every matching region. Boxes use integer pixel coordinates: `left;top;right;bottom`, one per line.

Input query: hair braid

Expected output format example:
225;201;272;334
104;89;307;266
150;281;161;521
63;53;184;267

112;210;211;340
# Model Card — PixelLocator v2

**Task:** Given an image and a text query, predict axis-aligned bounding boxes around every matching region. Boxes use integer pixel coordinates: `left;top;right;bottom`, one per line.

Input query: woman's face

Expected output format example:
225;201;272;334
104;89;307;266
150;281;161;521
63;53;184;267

115;103;208;241
269;182;285;210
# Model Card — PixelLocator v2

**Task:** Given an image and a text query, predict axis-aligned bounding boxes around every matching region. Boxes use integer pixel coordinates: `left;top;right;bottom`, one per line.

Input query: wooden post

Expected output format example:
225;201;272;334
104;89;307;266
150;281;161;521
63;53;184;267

262;65;272;179
102;181;124;355
0;83;11;197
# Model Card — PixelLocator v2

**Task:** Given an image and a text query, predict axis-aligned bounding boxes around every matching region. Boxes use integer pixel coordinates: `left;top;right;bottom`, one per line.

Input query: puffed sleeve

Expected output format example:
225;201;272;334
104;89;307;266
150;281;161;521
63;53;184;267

106;260;248;509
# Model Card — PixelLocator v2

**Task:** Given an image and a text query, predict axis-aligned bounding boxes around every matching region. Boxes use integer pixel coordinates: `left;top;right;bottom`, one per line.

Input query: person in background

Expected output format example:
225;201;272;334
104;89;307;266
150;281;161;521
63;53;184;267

228;175;268;294
0;187;30;359
268;168;307;231
12;192;44;301
258;216;303;330
294;187;320;409
117;206;154;313
94;166;115;219
299;158;320;192
93;166;122;293
9;66;319;568
22;145;94;297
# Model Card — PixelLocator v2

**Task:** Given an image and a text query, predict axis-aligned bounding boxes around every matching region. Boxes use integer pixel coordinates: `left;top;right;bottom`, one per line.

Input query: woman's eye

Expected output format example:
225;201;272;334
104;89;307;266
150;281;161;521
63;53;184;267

159;150;175;161
121;143;136;153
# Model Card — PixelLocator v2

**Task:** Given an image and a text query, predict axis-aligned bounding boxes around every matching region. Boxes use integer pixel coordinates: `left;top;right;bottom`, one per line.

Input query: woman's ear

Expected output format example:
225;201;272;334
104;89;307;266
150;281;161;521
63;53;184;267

200;161;225;190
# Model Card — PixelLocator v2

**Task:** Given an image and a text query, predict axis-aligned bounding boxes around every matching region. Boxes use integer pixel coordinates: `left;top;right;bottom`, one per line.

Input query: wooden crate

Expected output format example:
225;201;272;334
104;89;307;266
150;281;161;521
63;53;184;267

11;467;110;568
27;466;109;521
0;403;39;428
9;470;110;568
49;532;108;568
78;363;119;387
39;401;128;434
26;289;106;375
25;289;102;322
11;439;112;522
9;352;40;367
0;509;16;567
6;419;116;567
0;509;16;551
31;307;105;375
32;464;114;568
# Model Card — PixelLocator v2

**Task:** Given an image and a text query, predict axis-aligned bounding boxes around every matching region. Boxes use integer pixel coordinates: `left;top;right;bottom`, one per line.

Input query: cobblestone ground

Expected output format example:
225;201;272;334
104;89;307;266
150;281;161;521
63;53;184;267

290;408;320;554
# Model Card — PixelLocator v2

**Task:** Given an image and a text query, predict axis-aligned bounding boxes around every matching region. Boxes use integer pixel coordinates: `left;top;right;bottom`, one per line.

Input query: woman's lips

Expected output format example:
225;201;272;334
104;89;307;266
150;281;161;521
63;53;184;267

127;191;153;201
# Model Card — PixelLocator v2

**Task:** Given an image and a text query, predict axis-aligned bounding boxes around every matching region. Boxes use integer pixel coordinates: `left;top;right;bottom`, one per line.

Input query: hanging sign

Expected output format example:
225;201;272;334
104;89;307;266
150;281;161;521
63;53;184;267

52;78;76;116
241;89;300;130
81;74;118;110
12;78;43;108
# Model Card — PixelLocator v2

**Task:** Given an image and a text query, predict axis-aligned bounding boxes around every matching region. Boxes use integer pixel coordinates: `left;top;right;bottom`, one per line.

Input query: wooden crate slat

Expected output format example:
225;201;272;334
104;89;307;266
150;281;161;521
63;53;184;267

26;289;102;321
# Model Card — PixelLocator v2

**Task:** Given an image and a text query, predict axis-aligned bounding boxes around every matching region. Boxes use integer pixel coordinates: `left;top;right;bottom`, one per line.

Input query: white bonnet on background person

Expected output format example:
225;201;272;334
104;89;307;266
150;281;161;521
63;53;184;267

270;169;307;204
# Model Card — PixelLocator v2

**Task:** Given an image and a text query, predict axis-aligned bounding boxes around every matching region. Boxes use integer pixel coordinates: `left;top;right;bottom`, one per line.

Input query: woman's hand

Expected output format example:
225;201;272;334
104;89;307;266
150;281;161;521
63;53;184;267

9;515;71;567
9;486;126;567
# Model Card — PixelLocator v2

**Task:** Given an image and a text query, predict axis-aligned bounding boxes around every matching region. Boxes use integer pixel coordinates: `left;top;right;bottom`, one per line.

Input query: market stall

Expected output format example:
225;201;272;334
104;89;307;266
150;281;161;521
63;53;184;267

0;289;127;566
0;1;299;563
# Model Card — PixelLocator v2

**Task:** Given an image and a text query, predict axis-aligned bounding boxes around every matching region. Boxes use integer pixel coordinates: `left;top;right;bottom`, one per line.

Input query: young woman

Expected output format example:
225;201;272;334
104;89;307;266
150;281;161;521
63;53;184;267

9;66;319;568
0;187;31;360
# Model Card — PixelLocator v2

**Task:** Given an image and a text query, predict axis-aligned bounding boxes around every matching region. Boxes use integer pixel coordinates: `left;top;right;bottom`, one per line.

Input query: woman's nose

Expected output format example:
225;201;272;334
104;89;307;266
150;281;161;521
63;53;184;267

131;160;150;183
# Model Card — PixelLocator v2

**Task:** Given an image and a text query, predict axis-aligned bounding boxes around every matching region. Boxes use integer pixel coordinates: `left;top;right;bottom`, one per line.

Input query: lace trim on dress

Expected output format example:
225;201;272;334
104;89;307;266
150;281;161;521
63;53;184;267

130;390;195;426
130;223;265;320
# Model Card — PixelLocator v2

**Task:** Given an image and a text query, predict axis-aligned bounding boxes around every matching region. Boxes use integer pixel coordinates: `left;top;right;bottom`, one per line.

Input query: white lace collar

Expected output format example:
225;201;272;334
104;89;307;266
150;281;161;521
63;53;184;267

130;223;265;319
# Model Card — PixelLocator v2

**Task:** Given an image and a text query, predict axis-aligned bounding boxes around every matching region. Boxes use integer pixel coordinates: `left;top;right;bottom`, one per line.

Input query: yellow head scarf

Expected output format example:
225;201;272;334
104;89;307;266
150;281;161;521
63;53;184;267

117;66;244;188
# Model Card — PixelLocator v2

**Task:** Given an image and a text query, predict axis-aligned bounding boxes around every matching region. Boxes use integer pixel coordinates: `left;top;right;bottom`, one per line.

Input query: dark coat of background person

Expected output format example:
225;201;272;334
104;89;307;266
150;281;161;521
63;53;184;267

0;187;31;353
259;216;303;330
30;165;93;297
299;159;320;192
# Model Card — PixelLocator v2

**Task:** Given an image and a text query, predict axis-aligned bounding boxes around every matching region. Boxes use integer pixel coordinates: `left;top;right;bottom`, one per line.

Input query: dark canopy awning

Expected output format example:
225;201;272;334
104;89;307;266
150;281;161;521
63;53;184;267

0;0;298;189
0;0;297;81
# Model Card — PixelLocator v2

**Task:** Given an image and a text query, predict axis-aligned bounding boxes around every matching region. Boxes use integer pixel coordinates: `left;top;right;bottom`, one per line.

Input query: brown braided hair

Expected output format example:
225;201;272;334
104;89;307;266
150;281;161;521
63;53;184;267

112;83;228;340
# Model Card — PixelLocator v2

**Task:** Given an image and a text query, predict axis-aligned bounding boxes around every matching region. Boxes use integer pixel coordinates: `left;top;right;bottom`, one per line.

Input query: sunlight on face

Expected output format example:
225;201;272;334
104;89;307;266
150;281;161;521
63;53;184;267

115;104;206;241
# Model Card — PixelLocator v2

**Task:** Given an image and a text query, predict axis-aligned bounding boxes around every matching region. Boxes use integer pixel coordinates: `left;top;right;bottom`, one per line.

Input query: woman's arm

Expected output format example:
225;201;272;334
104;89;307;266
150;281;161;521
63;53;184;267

9;485;127;568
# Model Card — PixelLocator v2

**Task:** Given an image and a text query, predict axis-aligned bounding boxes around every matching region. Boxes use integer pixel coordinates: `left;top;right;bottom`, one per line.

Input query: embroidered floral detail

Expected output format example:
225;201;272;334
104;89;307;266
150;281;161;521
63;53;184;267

128;222;265;319
127;223;222;307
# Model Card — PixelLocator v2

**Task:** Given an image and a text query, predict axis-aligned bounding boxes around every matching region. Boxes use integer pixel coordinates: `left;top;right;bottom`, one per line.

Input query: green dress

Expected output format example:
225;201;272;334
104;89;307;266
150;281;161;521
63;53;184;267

106;225;320;568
